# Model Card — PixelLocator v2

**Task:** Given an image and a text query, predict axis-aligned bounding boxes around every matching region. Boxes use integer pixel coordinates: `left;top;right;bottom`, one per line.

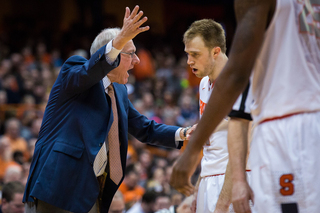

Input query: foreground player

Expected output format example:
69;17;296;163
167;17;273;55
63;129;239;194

171;0;320;212
183;19;253;213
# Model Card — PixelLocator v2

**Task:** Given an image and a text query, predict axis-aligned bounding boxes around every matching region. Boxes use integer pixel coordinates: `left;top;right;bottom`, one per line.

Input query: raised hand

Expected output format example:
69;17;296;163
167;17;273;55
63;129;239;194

113;5;150;50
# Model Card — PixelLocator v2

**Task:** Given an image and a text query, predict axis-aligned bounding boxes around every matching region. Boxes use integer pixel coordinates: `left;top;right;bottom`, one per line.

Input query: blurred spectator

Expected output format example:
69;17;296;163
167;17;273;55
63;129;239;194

141;92;155;119
20;162;31;186
126;83;135;103
1;75;21;104
0;90;8;105
154;194;171;211
155;53;175;81
132;48;155;81
1;118;29;161
71;49;88;59
176;94;198;126
3;165;23;184
0;60;12;80
133;99;146;115
147;167;165;193
119;165;145;209
154;195;193;213
0;181;25;213
0;137;19;182
126;190;158;213
28;118;42;140
170;191;183;207
137;150;153;187
12;151;24;166
51;50;63;68
22;46;35;66
27;138;37;160
35;42;51;64
108;190;126;213
32;83;46;104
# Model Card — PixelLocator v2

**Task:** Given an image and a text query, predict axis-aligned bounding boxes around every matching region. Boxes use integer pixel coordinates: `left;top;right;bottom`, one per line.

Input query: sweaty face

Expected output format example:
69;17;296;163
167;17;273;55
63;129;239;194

184;36;215;79
107;40;140;84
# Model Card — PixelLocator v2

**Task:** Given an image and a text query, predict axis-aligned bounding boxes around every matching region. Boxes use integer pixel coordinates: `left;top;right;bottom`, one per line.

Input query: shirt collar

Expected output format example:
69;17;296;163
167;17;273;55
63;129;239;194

102;76;111;91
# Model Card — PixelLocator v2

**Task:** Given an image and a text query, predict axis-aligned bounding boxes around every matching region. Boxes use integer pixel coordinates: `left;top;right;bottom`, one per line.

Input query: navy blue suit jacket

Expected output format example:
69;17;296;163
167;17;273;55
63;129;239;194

23;45;182;212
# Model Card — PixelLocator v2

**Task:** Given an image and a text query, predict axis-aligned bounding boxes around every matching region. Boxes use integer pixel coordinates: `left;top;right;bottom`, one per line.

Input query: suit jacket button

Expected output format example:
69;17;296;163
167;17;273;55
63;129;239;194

99;143;103;147
90;162;93;166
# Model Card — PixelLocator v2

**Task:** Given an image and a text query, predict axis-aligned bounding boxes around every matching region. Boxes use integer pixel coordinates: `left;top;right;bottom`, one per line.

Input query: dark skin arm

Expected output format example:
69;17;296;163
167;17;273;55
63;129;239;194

170;0;275;198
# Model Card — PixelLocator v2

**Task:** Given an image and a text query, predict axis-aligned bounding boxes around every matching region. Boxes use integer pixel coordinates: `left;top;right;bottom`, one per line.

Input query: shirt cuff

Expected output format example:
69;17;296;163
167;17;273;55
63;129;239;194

175;128;183;147
105;39;121;65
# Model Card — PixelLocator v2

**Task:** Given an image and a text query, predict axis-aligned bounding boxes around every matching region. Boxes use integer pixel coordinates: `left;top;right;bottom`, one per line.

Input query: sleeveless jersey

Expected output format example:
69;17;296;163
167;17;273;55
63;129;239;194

199;76;252;177
251;0;320;124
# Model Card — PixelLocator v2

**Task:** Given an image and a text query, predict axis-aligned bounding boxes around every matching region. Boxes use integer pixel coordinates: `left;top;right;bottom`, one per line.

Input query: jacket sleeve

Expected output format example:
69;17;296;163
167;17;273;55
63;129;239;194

127;100;182;149
60;45;120;96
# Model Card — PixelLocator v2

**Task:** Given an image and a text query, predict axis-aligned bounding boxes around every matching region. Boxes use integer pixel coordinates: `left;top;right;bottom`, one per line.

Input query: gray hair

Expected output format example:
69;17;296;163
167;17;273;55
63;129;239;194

90;28;121;56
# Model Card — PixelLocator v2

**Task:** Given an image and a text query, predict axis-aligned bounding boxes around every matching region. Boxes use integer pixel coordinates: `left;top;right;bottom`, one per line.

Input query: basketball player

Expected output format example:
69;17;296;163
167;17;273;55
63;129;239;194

170;0;320;212
183;19;253;213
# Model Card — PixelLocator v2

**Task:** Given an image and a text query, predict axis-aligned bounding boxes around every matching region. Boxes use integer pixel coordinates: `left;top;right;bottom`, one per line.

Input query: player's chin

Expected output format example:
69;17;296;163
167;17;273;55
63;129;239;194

195;73;203;78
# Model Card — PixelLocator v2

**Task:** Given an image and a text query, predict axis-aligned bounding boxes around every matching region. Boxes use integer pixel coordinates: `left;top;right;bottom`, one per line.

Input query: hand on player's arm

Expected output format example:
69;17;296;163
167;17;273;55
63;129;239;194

113;5;150;50
179;124;197;141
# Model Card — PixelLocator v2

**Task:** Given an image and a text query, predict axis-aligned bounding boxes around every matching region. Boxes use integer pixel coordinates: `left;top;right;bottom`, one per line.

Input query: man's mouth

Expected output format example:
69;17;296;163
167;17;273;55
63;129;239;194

192;68;198;73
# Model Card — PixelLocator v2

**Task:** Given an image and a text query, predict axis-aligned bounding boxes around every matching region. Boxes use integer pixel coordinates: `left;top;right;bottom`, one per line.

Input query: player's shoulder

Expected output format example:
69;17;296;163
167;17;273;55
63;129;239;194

199;76;209;88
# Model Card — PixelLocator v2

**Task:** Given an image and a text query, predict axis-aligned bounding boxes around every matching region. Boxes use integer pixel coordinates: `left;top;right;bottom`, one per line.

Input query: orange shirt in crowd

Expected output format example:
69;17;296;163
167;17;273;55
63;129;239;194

3;135;30;161
132;48;155;81
0;159;20;181
118;182;145;204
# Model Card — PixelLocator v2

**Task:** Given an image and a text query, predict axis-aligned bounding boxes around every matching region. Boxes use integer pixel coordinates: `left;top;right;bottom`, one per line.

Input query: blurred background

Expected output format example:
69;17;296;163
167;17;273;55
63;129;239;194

0;0;236;211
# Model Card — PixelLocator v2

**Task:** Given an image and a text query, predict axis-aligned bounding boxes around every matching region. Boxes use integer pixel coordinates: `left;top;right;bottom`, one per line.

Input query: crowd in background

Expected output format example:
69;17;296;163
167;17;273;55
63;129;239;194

0;30;205;211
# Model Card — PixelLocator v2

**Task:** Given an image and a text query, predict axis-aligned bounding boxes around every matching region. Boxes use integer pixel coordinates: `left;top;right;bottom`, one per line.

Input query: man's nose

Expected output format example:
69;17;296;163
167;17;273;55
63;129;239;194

132;53;140;65
187;56;194;65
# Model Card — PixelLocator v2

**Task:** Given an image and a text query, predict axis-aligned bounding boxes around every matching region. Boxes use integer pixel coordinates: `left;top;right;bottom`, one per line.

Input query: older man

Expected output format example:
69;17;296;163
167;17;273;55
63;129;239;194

23;6;193;213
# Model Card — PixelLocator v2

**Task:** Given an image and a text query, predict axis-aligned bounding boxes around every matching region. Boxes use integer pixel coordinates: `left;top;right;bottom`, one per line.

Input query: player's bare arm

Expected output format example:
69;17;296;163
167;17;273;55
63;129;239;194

230;1;275;213
170;0;274;197
214;162;232;213
228;118;252;213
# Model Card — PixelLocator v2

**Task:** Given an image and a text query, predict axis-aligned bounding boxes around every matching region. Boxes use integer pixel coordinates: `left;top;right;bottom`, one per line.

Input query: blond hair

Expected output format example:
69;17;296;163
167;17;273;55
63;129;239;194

183;19;226;53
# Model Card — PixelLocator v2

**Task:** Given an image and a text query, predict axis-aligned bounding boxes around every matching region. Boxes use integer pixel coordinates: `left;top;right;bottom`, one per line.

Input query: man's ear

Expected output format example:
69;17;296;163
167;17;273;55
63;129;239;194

211;47;221;58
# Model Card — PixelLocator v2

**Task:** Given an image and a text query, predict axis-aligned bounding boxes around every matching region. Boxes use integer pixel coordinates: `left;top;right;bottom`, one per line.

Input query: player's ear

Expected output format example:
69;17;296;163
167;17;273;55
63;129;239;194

211;46;221;58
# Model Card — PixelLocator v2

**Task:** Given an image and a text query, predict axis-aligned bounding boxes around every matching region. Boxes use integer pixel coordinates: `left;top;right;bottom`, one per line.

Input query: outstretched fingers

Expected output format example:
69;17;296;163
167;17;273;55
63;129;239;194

124;7;130;19
129;5;140;19
135;16;149;32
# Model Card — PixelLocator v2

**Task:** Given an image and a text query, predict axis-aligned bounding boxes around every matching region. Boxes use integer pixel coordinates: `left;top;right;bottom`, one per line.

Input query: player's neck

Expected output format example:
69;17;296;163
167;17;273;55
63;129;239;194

208;53;228;82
